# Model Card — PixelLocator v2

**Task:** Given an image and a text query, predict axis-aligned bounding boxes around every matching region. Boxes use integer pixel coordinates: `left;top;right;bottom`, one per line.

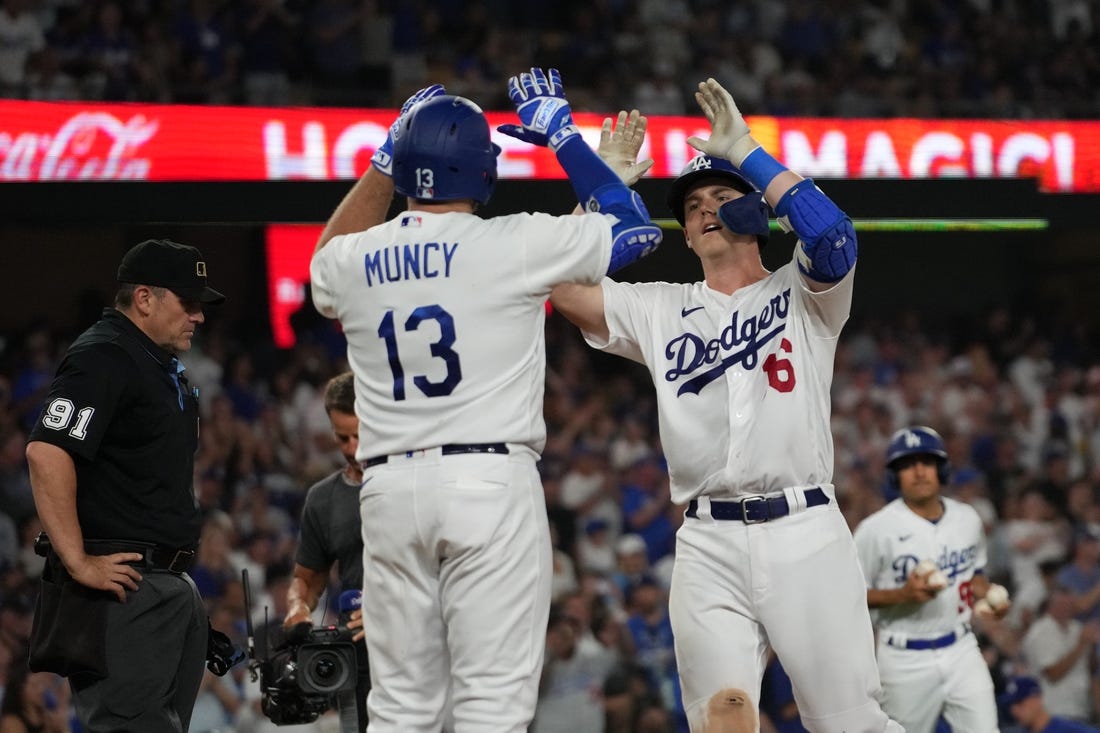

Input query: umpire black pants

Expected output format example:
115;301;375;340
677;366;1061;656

70;570;207;732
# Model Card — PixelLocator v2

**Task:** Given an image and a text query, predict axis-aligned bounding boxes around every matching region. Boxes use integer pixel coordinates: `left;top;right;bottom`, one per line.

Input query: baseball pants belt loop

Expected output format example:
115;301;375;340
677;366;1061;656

686;487;830;523
363;442;511;468
83;539;197;574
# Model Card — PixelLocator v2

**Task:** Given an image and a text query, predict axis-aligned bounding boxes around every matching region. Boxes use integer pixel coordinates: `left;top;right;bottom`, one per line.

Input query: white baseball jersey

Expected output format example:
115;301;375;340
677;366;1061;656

311;209;613;460
586;256;853;504
586;253;901;733
854;497;998;733
854;496;987;635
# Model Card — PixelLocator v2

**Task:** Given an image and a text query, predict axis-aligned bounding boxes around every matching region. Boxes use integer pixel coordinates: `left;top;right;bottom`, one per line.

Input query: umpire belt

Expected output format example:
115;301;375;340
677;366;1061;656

686;487;829;523
363;442;510;469
84;539;197;574
886;623;972;651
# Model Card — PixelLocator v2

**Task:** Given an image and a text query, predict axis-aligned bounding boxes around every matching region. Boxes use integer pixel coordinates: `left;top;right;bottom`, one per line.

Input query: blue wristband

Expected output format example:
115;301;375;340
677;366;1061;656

739;146;788;192
555;135;621;206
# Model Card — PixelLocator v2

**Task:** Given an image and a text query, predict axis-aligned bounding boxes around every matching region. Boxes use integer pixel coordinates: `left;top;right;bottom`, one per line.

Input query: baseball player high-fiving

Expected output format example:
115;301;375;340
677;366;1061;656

552;79;901;732
310;71;661;733
854;426;1008;732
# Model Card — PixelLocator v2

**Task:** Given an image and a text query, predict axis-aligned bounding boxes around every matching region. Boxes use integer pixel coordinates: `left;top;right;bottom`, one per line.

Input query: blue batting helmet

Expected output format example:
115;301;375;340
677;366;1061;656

392;95;501;205
666;154;768;245
883;426;951;500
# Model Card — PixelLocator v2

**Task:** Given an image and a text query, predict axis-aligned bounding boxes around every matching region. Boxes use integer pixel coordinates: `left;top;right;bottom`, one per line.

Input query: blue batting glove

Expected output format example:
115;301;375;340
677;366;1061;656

371;83;447;176
497;67;580;151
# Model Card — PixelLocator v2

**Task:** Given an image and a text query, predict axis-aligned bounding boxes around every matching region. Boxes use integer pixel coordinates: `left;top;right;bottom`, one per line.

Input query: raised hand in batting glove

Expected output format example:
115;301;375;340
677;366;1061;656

598;110;654;186
497;67;581;152
371;83;447;176
686;78;760;167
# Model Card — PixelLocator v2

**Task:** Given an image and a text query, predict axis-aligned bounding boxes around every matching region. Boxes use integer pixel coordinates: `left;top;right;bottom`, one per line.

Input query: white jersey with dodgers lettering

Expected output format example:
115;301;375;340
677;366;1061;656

854;495;988;635
311;209;613;460
853;495;998;733
584;255;853;504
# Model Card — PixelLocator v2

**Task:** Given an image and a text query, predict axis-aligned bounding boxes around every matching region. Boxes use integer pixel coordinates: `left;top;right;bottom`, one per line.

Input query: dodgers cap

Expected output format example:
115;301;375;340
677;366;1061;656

998;676;1041;708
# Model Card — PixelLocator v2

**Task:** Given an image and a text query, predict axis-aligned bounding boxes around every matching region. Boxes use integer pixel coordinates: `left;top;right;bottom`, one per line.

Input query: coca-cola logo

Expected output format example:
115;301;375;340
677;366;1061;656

0;112;158;180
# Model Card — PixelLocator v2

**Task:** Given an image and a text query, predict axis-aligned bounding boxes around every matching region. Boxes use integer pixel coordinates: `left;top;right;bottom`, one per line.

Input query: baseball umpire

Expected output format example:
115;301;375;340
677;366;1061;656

25;239;224;732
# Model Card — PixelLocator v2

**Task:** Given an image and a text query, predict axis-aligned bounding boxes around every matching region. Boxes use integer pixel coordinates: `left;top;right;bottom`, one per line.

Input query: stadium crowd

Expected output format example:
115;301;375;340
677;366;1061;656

0;0;1098;118
1;294;1099;731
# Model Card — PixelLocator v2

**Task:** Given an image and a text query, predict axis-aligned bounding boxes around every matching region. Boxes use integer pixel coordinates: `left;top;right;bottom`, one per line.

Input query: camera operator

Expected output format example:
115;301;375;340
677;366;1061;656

283;371;369;732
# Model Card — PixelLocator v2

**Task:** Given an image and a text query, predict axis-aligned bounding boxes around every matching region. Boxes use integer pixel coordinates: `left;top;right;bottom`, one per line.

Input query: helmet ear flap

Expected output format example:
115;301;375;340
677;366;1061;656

937;460;952;486
882;469;900;502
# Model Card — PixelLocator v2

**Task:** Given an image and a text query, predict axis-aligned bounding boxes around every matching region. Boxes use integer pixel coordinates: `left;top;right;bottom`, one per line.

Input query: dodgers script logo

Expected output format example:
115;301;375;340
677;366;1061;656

664;289;790;396
891;545;979;584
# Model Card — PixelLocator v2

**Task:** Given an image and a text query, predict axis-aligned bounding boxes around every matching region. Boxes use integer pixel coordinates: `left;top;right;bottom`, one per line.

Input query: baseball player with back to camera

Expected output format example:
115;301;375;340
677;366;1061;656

309;70;661;733
854;426;1011;732
551;78;902;732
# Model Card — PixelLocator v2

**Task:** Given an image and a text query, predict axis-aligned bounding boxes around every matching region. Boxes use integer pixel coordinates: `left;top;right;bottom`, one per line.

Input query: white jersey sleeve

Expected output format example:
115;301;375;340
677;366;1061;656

310;210;613;459
581;254;854;504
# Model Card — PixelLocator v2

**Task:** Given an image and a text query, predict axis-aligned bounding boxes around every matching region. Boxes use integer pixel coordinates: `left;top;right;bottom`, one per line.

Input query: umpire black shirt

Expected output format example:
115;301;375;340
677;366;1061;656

28;308;201;549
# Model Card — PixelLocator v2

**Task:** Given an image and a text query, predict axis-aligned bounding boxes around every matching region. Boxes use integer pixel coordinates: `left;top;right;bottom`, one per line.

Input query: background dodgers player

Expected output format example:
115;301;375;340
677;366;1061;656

854;425;1007;733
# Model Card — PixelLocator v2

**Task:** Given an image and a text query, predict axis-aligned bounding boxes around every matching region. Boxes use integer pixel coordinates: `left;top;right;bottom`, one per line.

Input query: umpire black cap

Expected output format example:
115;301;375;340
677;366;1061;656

666;154;756;226
118;239;226;305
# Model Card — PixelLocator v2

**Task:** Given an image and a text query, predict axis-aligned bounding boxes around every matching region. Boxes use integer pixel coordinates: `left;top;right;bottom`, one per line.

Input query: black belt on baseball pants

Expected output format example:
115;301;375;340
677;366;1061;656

686;487;830;523
363;442;510;468
84;539;197;574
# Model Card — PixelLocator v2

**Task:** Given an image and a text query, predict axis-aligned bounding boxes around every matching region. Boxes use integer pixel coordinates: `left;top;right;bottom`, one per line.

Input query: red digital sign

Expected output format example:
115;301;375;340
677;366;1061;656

1;100;1098;192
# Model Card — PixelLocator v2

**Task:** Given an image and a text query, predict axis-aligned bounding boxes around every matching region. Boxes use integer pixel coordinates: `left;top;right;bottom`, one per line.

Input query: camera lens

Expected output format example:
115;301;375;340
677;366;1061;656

300;648;352;693
313;657;337;680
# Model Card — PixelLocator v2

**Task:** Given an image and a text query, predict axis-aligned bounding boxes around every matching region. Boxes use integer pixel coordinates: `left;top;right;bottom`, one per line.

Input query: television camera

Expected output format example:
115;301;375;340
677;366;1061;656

243;569;359;726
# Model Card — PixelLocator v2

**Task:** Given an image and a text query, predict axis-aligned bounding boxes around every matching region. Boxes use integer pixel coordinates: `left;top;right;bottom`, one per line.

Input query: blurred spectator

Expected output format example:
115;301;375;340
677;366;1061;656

170;0;239;104
1020;586;1100;721
1004;489;1071;608
78;1;135;100
190;511;241;602
619;457;674;566
624;579;680;723
0;0;45;97
561;445;620;541
24;45;76;99
551;523;579;601
0;587;33;662
0;655;71;733
533;602;618;733
190;600;248;732
0;428;33;526
8;328;55;434
1000;674;1100;733
610;533;656;603
1056;529;1100;623
576;517;617;578
306;0;365;106
235;0;299;107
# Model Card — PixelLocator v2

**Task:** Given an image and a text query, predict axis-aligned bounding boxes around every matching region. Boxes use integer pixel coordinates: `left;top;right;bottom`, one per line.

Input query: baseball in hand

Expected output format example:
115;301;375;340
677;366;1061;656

985;584;1010;610
926;569;949;590
973;599;994;618
914;560;938;577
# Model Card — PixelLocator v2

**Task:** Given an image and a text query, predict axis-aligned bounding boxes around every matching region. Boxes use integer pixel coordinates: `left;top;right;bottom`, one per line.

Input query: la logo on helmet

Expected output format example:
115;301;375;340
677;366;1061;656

903;431;923;448
688;156;714;172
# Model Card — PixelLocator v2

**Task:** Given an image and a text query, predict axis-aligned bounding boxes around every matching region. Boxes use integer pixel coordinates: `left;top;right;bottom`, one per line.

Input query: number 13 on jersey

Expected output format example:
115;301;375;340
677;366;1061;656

377;305;463;400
